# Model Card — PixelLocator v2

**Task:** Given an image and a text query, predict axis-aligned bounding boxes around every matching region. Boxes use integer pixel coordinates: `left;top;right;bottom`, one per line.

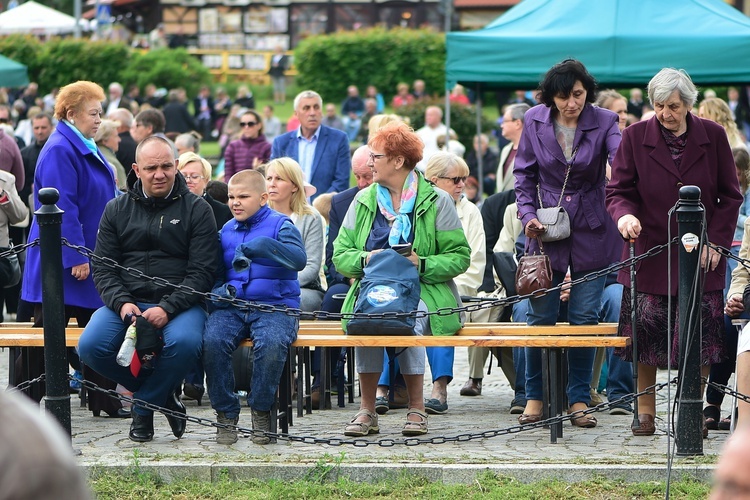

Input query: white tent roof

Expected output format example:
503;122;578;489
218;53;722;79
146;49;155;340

0;1;90;35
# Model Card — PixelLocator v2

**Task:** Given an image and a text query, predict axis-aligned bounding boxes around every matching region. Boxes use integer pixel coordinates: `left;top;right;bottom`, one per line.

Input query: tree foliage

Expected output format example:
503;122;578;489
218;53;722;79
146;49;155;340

118;48;212;97
294;27;446;104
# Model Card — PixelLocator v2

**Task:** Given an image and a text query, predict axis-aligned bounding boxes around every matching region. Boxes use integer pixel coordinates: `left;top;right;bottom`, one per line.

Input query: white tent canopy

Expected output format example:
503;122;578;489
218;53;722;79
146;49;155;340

0;1;90;35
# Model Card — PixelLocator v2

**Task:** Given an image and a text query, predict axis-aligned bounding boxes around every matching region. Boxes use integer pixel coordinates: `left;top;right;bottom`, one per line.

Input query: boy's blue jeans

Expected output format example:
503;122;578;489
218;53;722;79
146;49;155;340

203;307;298;418
78;303;206;416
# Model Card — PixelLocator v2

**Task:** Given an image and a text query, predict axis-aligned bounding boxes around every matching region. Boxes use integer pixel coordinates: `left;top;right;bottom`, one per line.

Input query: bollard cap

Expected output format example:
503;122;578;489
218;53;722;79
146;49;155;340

678;185;701;200
38;188;60;205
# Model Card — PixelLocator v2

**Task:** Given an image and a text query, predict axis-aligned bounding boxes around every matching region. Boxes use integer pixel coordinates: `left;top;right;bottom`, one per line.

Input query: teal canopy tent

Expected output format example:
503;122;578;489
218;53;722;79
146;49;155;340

0;55;29;88
446;0;750;90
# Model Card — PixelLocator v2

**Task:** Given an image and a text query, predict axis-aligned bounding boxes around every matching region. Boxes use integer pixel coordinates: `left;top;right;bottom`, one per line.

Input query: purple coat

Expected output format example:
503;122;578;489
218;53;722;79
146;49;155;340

21;121;118;308
606;113;742;296
223;134;271;183
514;104;621;273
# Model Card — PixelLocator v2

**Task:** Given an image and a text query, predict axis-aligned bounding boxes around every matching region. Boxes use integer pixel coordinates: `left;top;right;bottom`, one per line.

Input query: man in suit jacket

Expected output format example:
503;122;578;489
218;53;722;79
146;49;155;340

271;90;351;201
104;83;132;117
496;103;529;193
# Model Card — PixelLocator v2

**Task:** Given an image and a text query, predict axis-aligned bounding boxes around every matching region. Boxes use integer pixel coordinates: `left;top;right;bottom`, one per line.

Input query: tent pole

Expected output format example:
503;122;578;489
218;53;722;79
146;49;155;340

443;0;452;158
74;0;82;38
476;83;483;199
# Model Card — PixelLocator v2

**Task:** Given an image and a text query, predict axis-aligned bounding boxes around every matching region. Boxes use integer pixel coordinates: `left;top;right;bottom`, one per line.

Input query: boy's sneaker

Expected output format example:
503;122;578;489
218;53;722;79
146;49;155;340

216;412;239;445
251;409;274;444
69;370;83;394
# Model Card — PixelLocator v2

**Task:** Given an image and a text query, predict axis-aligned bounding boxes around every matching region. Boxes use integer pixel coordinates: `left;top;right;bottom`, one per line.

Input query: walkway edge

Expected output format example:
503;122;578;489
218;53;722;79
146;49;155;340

80;462;716;484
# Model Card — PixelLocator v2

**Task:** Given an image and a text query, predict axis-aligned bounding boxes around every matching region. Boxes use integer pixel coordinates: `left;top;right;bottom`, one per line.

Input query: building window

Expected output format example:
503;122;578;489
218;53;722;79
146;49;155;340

290;5;328;46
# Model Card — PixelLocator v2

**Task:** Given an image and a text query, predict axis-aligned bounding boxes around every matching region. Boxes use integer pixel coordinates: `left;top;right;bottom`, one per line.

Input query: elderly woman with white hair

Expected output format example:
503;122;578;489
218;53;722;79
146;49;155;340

95;119;127;191
607;68;743;436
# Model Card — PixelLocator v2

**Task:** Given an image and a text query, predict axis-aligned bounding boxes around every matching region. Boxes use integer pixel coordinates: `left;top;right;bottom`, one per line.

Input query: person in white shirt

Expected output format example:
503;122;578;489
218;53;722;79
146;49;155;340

416;106;455;170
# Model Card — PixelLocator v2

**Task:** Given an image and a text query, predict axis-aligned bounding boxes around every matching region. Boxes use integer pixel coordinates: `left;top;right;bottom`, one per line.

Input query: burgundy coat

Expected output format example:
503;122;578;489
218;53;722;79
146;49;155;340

514;103;621;273
606;113;742;295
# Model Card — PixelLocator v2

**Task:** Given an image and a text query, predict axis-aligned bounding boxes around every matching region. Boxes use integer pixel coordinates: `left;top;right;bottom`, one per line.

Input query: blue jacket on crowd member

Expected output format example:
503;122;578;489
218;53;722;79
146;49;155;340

270;125;350;200
21;120;118;309
215;204;306;309
325;186;358;287
514;103;621;274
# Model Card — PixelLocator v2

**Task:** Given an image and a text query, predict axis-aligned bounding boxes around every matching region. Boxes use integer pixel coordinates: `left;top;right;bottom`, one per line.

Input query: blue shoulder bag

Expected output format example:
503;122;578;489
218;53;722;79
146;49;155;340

346;249;421;336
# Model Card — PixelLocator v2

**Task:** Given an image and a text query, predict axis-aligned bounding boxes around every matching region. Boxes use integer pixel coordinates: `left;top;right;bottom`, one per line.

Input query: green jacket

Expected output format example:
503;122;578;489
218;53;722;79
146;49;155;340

333;173;471;336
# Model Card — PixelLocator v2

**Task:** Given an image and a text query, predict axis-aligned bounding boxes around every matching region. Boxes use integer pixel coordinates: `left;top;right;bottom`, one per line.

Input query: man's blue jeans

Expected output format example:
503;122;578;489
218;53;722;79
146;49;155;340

525;270;606;405
78;303;206;416
203;307;297;418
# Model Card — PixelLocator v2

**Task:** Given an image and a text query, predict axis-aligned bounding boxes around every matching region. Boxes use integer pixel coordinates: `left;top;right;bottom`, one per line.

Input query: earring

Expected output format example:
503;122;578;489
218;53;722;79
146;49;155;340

70;119;75;125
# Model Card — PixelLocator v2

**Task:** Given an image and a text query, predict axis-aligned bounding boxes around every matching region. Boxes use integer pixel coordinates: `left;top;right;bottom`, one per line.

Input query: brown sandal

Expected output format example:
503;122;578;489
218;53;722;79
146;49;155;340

402;409;428;436
569;412;598;428
344;409;379;437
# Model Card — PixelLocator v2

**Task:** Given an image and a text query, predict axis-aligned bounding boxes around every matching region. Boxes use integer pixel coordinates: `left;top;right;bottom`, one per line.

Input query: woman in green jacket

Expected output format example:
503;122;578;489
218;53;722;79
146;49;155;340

333;121;470;437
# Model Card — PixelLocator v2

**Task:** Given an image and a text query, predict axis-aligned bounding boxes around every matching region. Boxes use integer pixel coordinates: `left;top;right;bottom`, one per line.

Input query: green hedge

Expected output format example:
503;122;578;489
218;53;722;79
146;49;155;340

118;48;212;98
0;38;211;97
294;27;445;104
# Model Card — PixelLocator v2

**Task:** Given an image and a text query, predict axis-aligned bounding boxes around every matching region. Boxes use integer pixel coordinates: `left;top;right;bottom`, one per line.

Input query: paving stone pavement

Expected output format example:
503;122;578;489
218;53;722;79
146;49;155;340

1;347;731;484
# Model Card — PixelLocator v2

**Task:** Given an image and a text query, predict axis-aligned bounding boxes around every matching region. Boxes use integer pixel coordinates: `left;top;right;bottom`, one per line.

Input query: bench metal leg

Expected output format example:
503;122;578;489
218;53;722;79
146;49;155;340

551;347;564;440
347;347;356;403
319;347;331;410
296;347;304;418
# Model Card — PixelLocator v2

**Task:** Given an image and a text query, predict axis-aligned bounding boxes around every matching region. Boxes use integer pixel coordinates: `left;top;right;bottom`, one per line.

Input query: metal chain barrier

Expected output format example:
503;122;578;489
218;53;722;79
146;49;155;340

62;238;677;321
12;373;45;393
0;239;39;259
64;375;678;447
709;242;750;272
705;378;750;405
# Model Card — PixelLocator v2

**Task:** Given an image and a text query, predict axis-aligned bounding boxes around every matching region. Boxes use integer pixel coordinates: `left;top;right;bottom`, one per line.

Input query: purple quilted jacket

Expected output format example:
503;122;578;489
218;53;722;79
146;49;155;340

223;134;272;183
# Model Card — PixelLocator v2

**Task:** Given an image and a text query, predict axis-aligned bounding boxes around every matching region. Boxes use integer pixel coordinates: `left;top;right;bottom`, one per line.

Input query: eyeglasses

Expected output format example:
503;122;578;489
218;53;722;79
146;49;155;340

240;121;258;127
369;153;386;161
183;174;205;182
438;176;467;185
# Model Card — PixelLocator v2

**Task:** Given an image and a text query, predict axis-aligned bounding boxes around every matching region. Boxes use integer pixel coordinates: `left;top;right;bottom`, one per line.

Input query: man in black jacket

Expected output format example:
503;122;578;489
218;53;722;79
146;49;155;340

78;136;217;443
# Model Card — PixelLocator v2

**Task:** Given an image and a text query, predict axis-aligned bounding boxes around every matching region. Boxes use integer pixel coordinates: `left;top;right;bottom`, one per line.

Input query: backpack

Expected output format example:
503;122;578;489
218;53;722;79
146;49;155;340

347;248;421;335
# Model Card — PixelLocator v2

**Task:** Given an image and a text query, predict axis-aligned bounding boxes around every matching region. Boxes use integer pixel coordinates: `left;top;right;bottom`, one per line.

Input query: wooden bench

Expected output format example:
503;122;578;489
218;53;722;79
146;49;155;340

0;321;627;443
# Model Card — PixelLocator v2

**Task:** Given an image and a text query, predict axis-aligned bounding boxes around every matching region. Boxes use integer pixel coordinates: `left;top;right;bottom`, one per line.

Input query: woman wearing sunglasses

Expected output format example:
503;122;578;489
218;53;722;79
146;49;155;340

223;109;271;183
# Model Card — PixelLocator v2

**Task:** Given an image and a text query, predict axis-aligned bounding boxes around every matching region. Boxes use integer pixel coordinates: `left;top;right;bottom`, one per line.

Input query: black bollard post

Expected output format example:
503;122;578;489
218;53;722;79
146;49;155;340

37;188;70;437
675;185;703;456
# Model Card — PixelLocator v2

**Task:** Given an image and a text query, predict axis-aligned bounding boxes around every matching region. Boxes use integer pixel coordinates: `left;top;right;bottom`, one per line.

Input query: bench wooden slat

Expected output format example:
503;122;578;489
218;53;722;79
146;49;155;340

281;335;629;348
0;332;629;348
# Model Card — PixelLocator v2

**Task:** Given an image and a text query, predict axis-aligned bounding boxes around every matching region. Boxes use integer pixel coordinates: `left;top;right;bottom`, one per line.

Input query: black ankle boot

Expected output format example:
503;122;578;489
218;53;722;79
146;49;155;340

164;390;187;438
129;410;154;442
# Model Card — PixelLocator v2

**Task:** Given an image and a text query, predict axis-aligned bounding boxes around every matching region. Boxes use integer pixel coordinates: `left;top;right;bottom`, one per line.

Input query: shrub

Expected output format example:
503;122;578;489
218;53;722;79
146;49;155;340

36;39;131;91
0;34;44;81
294;27;445;104
119;48;213;98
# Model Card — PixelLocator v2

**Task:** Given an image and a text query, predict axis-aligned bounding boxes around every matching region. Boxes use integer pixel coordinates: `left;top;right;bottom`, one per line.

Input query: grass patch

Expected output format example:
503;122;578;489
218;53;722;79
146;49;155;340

88;468;711;499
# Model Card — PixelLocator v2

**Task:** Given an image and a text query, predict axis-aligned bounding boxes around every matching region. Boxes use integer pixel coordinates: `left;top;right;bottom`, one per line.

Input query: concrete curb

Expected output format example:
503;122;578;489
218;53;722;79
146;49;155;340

80;462;716;484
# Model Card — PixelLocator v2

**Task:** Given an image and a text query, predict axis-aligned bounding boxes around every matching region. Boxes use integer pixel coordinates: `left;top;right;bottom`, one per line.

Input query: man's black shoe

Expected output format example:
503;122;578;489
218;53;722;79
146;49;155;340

164;390;187;438
129;410;154;442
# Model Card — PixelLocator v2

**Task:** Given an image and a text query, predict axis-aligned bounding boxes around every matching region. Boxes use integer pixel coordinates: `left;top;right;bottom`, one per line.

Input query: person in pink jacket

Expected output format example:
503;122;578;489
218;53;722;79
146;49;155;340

223;109;271;183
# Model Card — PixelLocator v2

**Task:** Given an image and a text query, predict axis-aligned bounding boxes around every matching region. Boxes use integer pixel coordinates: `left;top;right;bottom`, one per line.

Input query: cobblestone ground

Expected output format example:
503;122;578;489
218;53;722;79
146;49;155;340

1;346;730;483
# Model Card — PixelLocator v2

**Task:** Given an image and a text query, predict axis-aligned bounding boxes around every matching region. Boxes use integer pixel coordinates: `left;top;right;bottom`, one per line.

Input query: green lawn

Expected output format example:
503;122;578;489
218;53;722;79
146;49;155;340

89;469;710;499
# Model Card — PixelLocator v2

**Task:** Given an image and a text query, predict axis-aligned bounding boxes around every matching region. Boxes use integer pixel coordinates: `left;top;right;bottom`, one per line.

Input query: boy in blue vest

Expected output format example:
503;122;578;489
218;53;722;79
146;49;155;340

203;169;307;445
